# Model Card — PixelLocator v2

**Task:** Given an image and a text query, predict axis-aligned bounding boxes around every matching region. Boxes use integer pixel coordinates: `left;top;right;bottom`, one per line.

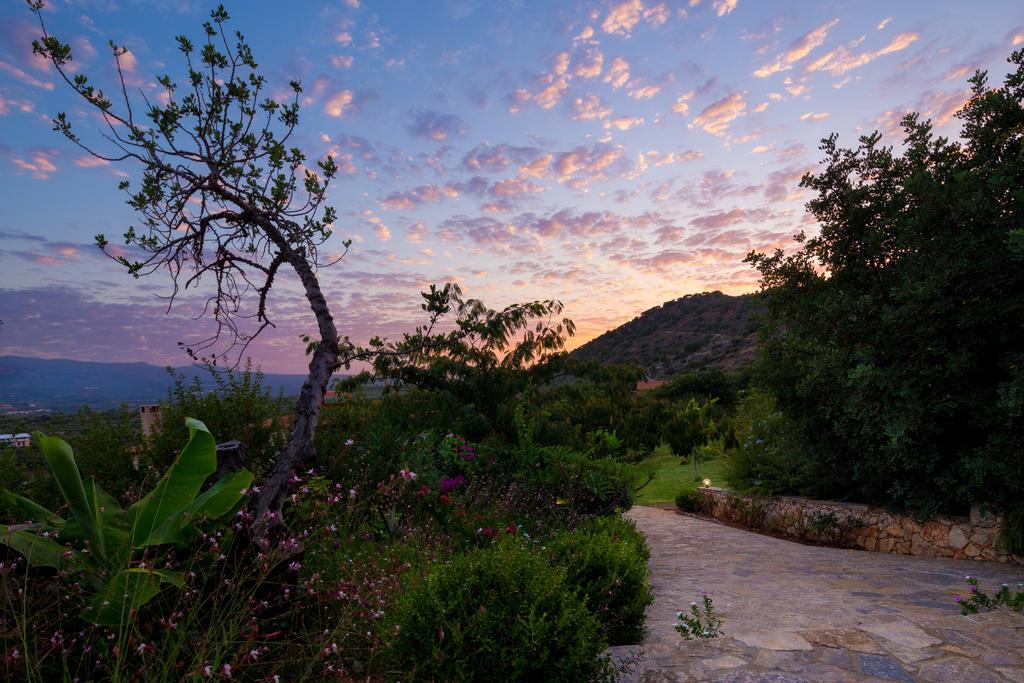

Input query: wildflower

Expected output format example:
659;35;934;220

955;595;961;602
222;663;232;677
289;561;303;572
345;438;354;446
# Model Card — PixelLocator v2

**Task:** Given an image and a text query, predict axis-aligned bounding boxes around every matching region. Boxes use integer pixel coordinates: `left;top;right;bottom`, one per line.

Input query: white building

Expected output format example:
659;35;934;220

0;433;31;448
139;405;163;437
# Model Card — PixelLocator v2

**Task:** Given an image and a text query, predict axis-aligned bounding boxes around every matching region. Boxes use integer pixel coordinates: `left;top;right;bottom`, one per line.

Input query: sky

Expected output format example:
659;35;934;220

1;0;1022;374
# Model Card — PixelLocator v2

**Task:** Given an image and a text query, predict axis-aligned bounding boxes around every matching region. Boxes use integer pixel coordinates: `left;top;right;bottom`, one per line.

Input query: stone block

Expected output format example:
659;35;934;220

948;525;968;550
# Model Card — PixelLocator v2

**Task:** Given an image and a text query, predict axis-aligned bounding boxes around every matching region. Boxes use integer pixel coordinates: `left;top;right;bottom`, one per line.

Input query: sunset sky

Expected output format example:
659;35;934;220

1;0;1022;373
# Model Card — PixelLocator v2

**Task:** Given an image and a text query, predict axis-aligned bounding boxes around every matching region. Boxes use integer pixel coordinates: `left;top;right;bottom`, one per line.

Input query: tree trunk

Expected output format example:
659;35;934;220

252;248;340;536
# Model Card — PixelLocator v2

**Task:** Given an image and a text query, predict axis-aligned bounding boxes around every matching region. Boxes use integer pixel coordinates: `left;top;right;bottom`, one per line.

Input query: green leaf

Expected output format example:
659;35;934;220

129;418;216;546
34;432;107;563
1;491;65;527
86;568;183;626
84;478;131;566
140;468;253;547
1;527;80;571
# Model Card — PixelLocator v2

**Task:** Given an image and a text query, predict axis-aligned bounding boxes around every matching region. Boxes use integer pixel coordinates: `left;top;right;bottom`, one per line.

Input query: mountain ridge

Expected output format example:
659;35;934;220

0;356;308;413
571;291;763;378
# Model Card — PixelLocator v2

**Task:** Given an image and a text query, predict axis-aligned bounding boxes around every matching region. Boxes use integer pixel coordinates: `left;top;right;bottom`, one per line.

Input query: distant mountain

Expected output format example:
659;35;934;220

572;291;764;378
0;356;308;413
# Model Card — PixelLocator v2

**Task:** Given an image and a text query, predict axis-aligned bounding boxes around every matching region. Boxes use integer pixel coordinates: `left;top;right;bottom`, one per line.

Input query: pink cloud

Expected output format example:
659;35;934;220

12;149;59;179
602;0;643;36
712;0;738;17
805;32;919;76
754;18;839;78
603;57;630;89
690;92;746;136
573;48;604;79
489;176;545;197
0;95;34;115
604;116;644;130
572;93;613;120
324;89;354;117
0;60;53;90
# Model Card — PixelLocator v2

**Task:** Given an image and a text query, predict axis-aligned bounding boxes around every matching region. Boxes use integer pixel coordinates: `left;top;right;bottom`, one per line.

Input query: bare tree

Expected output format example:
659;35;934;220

29;3;351;530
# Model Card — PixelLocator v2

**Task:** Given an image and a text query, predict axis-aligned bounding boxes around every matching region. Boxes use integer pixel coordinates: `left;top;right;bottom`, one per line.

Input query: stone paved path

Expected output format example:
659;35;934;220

610;506;1024;682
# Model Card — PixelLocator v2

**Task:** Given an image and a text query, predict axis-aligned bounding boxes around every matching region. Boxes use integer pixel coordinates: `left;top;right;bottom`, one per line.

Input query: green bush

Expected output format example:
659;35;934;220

531;449;635;515
147;365;287;476
576;514;650;562
675;489;705;513
390;541;613;682
550;517;653;644
723;388;809;495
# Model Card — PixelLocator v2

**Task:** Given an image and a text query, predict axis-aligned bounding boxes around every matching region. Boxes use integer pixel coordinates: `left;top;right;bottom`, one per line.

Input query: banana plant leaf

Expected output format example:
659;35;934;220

1;491;65;528
129;417;217;547
87;567;184;626
1;527;94;577
34;432;106;563
140;468;253;547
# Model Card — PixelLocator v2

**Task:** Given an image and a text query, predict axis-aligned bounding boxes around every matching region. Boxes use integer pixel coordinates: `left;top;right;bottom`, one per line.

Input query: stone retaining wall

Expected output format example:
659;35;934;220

695;488;1022;564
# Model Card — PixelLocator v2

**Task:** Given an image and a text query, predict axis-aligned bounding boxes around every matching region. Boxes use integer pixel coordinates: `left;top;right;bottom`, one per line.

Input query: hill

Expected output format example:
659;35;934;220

571;291;763;378
0;356;308;414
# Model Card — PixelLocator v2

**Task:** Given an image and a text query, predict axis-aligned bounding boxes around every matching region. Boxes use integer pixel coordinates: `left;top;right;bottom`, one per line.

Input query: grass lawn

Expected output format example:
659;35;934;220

633;445;728;506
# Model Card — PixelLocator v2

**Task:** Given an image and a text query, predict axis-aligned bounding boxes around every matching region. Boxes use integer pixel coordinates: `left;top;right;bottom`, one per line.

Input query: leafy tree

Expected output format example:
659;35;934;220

746;50;1024;514
340;283;575;435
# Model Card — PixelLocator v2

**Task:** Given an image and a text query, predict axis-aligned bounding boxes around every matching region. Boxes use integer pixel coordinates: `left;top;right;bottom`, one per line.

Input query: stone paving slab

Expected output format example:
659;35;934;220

609;506;1024;682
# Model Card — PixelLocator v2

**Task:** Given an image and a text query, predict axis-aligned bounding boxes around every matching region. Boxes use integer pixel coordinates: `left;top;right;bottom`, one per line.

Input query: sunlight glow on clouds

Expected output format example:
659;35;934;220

0;0;1020;371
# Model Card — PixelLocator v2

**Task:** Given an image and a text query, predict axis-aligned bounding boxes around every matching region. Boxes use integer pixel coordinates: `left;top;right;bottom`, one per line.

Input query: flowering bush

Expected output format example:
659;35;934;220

955;576;1024;615
389;539;616;682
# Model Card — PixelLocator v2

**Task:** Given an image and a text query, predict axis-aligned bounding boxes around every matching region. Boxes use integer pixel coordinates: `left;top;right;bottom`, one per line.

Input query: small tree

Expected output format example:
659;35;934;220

29;3;348;527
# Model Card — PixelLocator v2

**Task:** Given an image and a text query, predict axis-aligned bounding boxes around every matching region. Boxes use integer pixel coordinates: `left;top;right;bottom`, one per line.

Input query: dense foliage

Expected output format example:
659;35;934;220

390;541;615;682
746;52;1024;517
549;516;654;644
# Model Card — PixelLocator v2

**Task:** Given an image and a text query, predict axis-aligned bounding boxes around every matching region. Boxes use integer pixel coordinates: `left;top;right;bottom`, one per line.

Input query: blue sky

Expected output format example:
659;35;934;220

1;0;1022;372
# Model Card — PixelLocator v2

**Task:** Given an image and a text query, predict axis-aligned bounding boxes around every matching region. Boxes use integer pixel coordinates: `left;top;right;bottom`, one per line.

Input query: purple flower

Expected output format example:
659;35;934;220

440;475;467;494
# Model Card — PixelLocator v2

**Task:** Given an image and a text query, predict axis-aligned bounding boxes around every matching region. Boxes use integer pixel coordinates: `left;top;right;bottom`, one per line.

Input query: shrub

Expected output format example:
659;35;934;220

549;517;653;644
675;489;705;513
147;365;287;476
576;514;650;562
390;541;614;682
999;504;1024;556
530;449;635;515
723;388;808;495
